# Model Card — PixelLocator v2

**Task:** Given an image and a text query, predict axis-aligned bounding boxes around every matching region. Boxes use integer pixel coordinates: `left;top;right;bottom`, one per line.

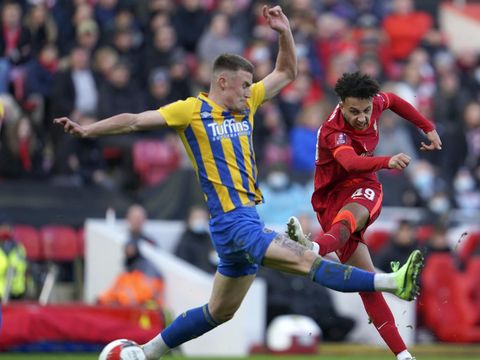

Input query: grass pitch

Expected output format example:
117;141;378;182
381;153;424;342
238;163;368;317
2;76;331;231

1;343;479;359
0;355;476;360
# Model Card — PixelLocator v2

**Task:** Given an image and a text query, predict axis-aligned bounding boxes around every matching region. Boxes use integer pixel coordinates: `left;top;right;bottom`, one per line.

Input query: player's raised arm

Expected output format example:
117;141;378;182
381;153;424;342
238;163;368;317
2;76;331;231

261;5;297;101
53;110;167;138
383;92;442;151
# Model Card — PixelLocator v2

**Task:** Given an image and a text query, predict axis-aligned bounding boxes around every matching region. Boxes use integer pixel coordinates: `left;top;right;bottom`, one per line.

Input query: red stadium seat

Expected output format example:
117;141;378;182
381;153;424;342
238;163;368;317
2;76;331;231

13;225;43;261
40;225;80;262
102;146;123;161
419;254;480;342
364;229;391;253
465;257;480;324
459;231;480;266
132;139;181;186
415;225;434;244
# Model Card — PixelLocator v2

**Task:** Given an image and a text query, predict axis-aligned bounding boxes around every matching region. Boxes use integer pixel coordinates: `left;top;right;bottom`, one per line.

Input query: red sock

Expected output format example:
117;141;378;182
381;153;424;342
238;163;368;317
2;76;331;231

315;222;352;256
359;292;406;355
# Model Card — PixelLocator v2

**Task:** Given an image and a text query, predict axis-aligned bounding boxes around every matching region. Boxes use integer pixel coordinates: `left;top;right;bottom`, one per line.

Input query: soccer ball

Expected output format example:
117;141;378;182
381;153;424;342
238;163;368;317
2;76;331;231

98;339;146;360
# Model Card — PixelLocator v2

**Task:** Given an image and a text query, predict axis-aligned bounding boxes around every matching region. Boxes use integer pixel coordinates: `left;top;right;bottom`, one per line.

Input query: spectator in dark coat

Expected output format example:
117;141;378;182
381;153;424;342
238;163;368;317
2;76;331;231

97;60;144;119
171;0;210;53
50;46;99;149
0;115;45;179
0;1;31;93
0;1;31;66
50;46;98;120
175;206;217;274
124;204;162;278
374;220;418;273
24;3;57;57
142;25;178;87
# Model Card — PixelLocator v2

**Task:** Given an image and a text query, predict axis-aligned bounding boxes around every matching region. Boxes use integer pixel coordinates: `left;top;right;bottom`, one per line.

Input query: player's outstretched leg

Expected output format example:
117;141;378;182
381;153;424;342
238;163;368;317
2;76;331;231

288;216;424;301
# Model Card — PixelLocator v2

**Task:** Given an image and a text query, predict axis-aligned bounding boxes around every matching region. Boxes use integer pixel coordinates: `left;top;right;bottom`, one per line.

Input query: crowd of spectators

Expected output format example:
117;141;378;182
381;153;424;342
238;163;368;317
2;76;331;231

0;0;479;217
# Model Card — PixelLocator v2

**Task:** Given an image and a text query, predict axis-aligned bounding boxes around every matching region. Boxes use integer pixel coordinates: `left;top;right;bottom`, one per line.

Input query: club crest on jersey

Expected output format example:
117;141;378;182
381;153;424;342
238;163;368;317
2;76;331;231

336;133;347;145
200;111;211;119
207;118;251;141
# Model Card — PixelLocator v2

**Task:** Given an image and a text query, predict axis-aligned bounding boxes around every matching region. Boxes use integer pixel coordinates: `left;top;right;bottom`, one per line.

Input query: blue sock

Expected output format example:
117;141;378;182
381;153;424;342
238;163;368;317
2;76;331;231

310;258;375;292
161;304;219;348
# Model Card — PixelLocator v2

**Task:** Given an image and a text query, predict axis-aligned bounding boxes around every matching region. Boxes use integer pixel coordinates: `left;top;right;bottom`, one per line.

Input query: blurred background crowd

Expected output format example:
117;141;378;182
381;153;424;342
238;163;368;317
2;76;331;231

1;0;480;349
0;0;479;220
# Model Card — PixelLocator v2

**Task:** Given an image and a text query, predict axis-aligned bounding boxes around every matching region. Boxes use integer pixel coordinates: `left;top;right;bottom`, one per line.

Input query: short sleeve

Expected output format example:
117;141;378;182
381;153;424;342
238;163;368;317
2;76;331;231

157;98;196;131
248;81;265;114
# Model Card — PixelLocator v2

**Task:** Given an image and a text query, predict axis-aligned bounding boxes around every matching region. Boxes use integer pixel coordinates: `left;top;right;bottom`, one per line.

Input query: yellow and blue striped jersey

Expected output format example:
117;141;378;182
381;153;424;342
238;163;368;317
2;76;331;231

158;81;265;217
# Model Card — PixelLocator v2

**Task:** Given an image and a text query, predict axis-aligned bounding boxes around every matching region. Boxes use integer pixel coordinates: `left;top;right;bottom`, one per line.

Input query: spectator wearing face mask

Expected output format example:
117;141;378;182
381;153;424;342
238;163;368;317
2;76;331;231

175;205;217;274
453;167;480;212
408;159;447;206
256;165;311;225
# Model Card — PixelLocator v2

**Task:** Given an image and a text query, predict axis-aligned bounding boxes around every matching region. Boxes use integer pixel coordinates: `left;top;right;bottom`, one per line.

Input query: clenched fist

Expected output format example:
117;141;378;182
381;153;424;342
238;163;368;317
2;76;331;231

388;153;411;170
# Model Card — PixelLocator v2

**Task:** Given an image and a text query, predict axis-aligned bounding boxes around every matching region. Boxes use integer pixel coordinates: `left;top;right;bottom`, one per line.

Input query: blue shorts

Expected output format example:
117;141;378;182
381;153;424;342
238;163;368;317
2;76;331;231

209;206;277;278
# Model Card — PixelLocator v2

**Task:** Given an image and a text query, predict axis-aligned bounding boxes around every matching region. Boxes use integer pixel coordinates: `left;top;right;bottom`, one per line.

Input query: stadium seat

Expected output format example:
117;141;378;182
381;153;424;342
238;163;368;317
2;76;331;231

415;225;434;244
465;257;480;324
102;145;124;161
459;231;480;266
13;225;43;261
419;254;480;342
364;228;391;253
132;139;181;186
40;225;80;262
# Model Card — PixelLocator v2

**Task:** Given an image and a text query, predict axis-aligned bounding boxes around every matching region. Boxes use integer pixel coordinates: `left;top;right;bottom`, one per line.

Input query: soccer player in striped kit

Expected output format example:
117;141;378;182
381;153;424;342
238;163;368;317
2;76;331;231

55;7;423;360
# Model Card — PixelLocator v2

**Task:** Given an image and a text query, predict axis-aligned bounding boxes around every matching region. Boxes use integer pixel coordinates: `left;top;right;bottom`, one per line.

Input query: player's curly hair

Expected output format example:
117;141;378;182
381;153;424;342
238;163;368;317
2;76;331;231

334;72;380;101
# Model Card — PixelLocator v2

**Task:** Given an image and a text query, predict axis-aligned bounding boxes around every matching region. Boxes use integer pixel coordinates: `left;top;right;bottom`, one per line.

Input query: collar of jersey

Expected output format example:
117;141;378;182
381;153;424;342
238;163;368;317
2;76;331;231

198;92;243;116
198;92;225;112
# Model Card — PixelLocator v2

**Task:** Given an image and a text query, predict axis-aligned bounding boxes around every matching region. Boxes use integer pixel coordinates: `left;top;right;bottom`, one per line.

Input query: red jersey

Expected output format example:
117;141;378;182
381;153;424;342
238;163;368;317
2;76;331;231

312;92;390;212
311;91;435;212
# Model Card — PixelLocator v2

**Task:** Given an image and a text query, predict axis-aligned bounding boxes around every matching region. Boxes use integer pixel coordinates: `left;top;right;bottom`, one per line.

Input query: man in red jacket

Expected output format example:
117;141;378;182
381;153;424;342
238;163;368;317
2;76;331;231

287;72;442;360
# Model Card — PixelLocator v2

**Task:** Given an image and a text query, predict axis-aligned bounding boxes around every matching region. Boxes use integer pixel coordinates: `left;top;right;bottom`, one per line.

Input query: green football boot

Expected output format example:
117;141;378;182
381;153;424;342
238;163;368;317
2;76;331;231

391;250;424;301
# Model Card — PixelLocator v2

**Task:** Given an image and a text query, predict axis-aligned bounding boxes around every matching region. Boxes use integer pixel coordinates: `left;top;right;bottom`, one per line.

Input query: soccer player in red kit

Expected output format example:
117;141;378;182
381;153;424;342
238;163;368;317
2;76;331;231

287;72;442;360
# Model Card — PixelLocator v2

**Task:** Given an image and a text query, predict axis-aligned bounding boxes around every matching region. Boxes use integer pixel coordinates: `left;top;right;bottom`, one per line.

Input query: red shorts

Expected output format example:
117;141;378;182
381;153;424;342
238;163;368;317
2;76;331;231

315;180;383;263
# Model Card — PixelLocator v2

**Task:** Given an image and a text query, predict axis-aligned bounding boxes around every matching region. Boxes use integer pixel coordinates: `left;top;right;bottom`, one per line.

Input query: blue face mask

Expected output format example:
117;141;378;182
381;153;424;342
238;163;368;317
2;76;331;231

267;172;289;190
429;196;450;214
190;219;209;234
412;171;434;197
454;174;475;193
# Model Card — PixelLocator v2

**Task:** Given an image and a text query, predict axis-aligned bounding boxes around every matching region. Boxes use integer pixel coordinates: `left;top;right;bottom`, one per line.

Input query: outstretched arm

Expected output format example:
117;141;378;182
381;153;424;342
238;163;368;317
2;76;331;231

53;110;167;138
384;92;442;151
334;146;411;172
261;5;297;101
